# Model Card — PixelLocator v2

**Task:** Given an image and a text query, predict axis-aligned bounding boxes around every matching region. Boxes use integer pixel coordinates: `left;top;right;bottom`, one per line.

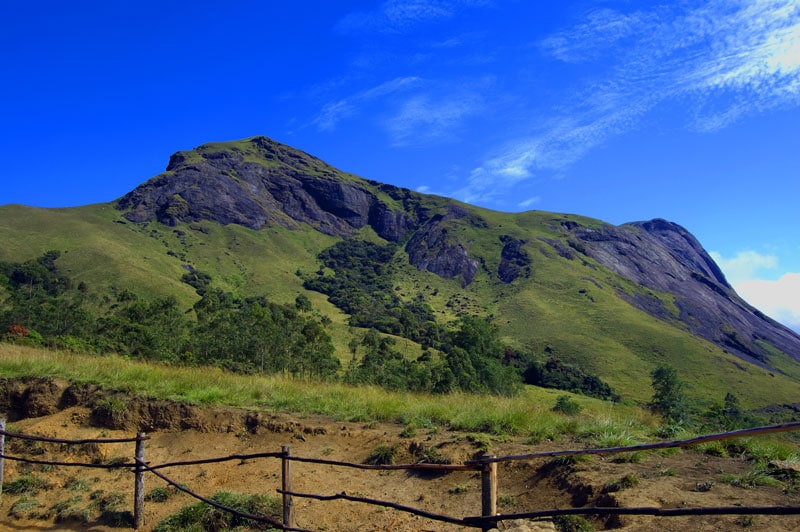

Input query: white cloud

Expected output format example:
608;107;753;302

680;0;800;130
710;249;800;332
453;100;645;203
313;100;356;132
735;273;800;333
517;196;541;209
539;8;655;63
709;249;778;284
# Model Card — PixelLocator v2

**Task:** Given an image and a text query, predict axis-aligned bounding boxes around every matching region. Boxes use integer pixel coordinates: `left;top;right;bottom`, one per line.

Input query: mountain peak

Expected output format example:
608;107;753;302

118;136;414;241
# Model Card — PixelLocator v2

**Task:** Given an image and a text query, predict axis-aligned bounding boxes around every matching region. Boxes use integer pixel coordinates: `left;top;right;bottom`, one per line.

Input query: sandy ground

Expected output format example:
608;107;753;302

1;381;800;531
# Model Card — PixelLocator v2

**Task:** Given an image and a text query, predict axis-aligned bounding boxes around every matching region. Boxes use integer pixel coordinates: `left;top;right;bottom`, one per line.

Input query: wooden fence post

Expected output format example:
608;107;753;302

480;455;497;532
0;419;5;503
134;432;146;530
282;444;295;528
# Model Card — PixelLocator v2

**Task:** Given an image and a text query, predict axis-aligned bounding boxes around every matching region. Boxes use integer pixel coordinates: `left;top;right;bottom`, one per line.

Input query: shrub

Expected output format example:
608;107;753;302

145;486;174;502
448;484;468;494
721;466;783;489
399;425;417;438
364;444;398;465
8;495;42;519
553;395;582;416
409;441;451;465
50;496;88;523
650;365;689;424
7;324;29;336
554;514;594;531
64;476;90;492
92;491;132;527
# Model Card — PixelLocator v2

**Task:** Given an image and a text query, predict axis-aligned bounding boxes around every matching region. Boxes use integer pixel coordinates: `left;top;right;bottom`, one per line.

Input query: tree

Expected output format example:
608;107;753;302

650;365;689;423
295;294;312;312
723;392;741;417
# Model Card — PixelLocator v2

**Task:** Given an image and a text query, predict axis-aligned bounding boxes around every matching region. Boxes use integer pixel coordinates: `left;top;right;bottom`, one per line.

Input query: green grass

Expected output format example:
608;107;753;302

3;474;53;495
0;343;655;439
720;466;784;489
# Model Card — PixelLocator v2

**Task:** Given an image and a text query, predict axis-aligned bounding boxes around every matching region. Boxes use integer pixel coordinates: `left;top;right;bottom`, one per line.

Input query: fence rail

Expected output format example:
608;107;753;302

1;419;800;530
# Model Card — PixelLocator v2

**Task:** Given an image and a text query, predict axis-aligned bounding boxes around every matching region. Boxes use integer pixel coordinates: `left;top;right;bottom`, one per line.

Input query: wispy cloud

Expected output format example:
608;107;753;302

452;102;644;203
386;85;485;146
539;8;656;63
312;77;421;131
517;196;541;209
312;1;495;146
336;0;490;35
312;76;485;146
457;0;800;205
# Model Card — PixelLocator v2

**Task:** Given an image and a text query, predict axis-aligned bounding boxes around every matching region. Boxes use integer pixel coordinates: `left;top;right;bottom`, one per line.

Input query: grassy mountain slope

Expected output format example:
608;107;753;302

2;137;800;409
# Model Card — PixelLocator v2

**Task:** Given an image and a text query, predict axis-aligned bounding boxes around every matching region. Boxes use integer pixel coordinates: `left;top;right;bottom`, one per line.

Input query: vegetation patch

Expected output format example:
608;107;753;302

154;491;280;531
0;252;340;379
602;473;640;493
364;444;399;465
4;474;53;495
8;495;44;519
145;486;177;503
92;396;128;427
721;466;784;489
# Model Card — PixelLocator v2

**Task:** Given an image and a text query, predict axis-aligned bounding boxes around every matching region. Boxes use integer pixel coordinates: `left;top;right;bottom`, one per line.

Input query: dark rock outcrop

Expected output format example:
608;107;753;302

118;137;414;241
498;235;531;283
405;205;480;287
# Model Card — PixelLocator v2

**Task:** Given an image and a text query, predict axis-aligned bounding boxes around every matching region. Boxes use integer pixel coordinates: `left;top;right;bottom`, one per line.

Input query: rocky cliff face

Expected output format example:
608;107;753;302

561;218;800;366
405;205;481;287
119;137;416;242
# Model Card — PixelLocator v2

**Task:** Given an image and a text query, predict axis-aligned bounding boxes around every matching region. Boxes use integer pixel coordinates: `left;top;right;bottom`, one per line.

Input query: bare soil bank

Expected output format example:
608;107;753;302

1;377;799;531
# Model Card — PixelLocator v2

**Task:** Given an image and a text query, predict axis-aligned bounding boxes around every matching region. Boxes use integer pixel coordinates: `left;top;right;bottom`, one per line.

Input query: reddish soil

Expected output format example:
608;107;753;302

1;378;799;531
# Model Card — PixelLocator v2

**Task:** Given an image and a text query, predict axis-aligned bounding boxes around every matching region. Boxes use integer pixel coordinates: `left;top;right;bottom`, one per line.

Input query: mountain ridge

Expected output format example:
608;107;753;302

116;136;800;368
2;135;800;406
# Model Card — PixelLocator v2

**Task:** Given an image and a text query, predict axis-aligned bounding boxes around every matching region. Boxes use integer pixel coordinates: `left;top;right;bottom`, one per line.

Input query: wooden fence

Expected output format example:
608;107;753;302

2;419;800;531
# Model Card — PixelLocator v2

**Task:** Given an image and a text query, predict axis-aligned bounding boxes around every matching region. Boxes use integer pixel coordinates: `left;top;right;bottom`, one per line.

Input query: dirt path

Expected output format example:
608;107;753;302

1;378;799;531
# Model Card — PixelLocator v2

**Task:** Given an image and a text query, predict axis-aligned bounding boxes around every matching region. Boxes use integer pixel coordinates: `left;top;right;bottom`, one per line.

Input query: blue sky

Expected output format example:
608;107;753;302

1;1;799;331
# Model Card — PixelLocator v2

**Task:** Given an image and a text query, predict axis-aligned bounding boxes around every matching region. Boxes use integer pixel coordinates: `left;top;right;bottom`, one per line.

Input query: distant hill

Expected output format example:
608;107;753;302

2;135;799;406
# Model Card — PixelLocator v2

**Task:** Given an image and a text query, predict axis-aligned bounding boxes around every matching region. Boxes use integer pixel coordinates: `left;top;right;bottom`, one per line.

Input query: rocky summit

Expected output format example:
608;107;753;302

118;136;482;286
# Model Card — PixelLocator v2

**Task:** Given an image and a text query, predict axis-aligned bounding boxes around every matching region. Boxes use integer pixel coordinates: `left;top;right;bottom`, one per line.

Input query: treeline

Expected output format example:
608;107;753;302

1;250;619;400
0;252;339;379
